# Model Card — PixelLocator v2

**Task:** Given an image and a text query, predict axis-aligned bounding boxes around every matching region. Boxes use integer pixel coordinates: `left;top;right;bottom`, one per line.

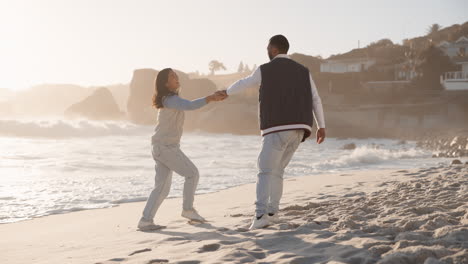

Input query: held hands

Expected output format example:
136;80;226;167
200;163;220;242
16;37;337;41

316;128;326;144
206;90;228;103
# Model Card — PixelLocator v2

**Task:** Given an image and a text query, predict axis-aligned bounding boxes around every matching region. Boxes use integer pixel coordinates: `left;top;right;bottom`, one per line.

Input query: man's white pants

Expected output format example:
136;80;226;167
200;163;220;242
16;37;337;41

255;129;303;217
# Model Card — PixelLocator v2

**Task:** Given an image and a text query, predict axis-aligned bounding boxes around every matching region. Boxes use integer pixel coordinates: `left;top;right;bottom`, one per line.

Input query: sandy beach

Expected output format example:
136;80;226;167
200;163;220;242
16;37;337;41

1;164;466;264
1;2;467;264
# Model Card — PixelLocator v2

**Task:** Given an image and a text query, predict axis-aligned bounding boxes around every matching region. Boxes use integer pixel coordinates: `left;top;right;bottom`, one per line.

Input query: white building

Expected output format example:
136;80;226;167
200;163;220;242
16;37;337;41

441;59;468;91
394;62;419;81
320;58;376;73
437;36;468;58
438;36;468;91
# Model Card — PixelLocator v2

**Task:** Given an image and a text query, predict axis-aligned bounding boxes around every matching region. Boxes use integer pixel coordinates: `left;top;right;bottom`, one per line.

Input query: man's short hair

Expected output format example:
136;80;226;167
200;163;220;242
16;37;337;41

269;35;289;53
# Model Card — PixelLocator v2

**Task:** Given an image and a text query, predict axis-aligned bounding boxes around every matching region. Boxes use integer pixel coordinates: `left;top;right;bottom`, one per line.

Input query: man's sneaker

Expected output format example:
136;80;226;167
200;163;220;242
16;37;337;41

181;209;206;222
249;214;270;230
137;218;165;231
268;213;280;223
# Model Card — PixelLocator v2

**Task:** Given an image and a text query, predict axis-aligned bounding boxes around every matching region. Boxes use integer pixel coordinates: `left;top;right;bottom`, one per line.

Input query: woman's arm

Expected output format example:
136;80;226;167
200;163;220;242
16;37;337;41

163;94;221;111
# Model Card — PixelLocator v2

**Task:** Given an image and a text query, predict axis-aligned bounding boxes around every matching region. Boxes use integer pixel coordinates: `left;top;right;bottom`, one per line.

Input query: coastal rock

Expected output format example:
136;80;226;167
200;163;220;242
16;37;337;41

126;68;159;124
451;159;462;165
190;103;258;135
65;87;124;120
179;78;216;100
342;143;357;150
420;133;468;158
126;68;217;125
449;136;461;147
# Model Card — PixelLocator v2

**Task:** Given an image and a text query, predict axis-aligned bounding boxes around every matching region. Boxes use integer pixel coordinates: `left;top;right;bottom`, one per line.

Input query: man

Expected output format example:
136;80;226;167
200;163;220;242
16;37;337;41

224;35;326;230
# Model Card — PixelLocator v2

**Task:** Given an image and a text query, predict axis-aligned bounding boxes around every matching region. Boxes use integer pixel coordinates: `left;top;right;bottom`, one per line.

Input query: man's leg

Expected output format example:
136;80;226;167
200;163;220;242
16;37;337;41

255;132;287;218
268;130;303;215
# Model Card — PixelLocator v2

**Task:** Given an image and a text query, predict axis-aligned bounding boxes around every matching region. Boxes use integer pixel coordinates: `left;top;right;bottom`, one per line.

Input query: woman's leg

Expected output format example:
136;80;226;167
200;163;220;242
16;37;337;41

142;160;173;221
157;146;199;211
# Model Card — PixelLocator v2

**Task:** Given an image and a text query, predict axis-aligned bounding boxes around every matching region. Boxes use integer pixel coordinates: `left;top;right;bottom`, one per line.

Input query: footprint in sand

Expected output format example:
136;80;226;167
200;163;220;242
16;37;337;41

278;223;301;230
138;239;154;244
343;192;366;198
219;239;247;245
317;194;337;200
102;258;126;262
284;210;304;216
229;213;244;217
289;256;326;264
164;236;187;242
187;220;208;225
146;259;169;264
129;248;152;256
197;243;221;253
247;250;266;259
235;227;250;232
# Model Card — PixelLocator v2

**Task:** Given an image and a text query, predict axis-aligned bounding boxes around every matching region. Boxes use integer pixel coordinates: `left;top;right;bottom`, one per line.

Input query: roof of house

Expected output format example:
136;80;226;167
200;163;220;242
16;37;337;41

455;36;468;43
322;58;376;64
437;36;468;47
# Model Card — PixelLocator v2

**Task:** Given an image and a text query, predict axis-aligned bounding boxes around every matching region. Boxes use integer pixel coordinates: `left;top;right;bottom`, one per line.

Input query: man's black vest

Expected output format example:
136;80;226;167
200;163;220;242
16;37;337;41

259;57;313;141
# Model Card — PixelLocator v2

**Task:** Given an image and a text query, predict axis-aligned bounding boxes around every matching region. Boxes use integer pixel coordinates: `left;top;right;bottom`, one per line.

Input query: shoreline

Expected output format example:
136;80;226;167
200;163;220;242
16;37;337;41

1;165;466;264
0;164;445;226
0;168;382;225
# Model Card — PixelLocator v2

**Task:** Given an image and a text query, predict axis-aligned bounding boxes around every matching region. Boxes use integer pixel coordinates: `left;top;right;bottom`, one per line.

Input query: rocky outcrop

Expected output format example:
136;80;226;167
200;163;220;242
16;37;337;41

418;131;468;158
180;78;218;100
126;69;159;124
126;68;218;125
65;87;124;120
342;143;357;150
184;102;259;135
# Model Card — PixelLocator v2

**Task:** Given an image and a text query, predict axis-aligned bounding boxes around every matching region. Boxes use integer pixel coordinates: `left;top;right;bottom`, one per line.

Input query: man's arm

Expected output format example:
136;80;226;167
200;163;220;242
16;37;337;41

226;67;261;95
309;73;326;144
310;73;325;128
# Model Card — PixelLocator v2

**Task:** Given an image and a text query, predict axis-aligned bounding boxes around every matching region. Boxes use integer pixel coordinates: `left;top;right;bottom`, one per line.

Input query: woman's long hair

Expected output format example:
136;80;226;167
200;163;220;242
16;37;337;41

152;68;177;108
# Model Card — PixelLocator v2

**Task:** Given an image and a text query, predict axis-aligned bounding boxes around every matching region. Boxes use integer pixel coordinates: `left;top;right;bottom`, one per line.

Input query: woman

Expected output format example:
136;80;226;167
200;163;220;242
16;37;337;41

138;68;226;231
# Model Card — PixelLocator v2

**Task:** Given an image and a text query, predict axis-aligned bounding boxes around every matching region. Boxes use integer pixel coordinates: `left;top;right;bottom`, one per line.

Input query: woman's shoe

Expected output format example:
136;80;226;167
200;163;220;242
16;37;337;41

137;217;166;231
181;209;206;222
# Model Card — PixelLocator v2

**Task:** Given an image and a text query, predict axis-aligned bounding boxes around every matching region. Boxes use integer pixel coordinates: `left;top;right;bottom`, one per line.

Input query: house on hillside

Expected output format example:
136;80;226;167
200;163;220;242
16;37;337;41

437;36;468;58
394;61;420;81
441;57;468;91
320;58;376;73
438;36;468;91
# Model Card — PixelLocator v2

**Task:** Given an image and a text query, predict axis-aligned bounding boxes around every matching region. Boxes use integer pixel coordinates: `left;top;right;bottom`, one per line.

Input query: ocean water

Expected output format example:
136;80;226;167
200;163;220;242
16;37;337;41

0;119;448;224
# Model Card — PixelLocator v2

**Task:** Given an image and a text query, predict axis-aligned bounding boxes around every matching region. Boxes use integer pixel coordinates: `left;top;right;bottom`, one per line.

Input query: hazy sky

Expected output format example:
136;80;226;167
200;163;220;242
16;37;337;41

0;0;467;90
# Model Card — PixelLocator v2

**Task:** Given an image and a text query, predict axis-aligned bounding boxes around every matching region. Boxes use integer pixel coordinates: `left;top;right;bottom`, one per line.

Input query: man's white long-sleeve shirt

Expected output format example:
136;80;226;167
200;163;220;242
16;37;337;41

226;54;326;130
